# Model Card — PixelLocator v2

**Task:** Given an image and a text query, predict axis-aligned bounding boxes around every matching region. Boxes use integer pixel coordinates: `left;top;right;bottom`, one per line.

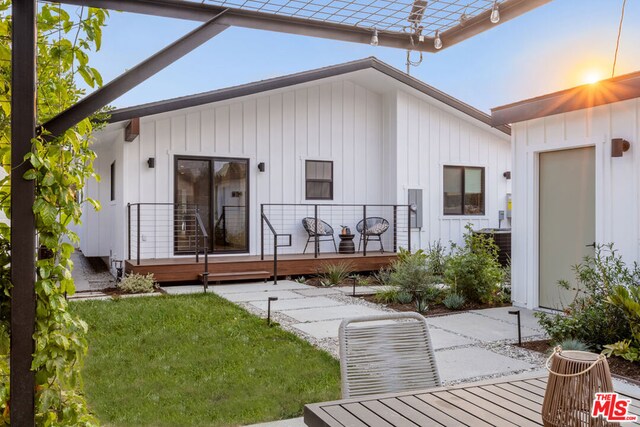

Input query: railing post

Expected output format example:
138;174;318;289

314;204;319;259
136;204;141;265
261;204;265;261
407;205;412;253
393;205;397;253
273;235;278;285
195;206;200;263
203;235;209;293
127;203;131;260
362;205;367;256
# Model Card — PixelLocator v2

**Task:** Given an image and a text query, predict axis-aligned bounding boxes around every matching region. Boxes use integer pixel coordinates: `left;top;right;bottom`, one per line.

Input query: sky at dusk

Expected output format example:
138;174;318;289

83;0;640;113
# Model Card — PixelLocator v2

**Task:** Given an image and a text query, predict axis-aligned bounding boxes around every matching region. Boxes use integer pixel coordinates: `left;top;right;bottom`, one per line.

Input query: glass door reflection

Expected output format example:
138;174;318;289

213;159;248;253
175;158;212;253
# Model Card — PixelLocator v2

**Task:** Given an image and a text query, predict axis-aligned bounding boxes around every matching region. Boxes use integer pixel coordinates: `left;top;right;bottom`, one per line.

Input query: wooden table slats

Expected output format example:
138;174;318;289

304;376;640;427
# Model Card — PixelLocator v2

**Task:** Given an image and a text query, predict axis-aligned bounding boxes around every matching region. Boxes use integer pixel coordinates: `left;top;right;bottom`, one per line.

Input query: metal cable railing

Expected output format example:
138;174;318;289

261;213;292;284
260;203;413;259
127;203;210;289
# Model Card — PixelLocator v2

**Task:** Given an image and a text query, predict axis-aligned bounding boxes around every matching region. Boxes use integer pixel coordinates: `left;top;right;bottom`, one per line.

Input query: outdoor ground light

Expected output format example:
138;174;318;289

267;296;278;325
434;30;442;50
490;1;500;23
508;309;522;346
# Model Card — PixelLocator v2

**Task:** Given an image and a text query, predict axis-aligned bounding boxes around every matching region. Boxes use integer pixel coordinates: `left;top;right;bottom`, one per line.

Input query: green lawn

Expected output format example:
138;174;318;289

71;293;341;427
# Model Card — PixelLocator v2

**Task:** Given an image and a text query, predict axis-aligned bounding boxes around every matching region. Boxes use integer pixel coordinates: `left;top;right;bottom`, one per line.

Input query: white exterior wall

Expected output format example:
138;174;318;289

80;132;126;262
394;90;512;251
511;98;640;309
112;79;386;258
80;72;512;262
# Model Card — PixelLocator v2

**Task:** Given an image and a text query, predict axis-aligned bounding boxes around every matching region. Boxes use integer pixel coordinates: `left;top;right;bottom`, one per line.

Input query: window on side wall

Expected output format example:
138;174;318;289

305;160;333;200
443;166;484;215
110;161;116;202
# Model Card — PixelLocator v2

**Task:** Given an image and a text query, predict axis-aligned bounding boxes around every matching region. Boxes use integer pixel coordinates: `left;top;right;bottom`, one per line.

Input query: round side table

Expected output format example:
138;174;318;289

338;234;355;254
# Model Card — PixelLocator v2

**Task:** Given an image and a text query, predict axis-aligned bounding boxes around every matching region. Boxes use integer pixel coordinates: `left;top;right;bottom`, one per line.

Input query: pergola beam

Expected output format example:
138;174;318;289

53;0;553;53
41;12;229;137
54;0;437;52
10;0;37;425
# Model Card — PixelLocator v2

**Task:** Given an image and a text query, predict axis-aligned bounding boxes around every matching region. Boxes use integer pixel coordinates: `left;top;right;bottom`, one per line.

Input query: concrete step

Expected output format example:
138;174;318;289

198;271;271;283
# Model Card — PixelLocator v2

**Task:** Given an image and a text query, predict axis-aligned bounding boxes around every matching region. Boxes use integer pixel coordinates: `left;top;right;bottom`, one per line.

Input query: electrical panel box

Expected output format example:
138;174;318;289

408;189;423;229
506;193;512;218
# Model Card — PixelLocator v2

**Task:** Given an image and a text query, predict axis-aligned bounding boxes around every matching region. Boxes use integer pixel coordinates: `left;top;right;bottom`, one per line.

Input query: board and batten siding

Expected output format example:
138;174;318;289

117;79;386;258
511;98;640;309
393;90;512;251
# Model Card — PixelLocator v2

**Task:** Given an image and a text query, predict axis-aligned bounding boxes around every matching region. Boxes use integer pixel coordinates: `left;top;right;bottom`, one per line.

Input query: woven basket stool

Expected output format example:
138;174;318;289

542;346;618;427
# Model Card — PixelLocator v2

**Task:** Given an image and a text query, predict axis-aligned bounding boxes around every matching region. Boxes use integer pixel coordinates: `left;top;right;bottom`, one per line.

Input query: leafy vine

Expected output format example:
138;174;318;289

0;2;108;425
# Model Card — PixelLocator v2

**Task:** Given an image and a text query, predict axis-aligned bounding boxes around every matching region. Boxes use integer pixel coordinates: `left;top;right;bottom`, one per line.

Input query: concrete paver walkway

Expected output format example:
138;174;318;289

163;280;547;384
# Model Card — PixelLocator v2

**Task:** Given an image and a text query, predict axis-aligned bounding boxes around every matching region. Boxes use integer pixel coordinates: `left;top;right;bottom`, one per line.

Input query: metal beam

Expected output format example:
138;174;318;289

10;0;37;425
54;0;436;52
41;12;228;137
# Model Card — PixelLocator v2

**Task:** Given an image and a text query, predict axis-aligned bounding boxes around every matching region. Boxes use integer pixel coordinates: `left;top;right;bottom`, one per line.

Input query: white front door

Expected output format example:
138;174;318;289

538;146;596;310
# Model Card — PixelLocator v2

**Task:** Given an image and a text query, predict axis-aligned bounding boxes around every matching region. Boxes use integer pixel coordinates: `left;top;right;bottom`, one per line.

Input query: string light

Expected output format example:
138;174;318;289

490;1;500;24
370;28;379;46
434;30;442;50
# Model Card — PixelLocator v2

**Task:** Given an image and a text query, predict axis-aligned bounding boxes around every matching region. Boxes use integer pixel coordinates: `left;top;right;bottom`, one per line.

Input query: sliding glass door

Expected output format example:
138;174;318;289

175;157;249;254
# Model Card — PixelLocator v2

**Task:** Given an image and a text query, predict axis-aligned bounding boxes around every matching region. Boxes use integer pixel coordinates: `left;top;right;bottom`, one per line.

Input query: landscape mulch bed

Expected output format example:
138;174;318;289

520;339;640;384
361;294;510;317
99;287;164;296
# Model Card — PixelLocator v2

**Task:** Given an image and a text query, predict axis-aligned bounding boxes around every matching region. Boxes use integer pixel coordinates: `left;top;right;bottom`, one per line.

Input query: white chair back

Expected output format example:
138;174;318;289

339;312;441;398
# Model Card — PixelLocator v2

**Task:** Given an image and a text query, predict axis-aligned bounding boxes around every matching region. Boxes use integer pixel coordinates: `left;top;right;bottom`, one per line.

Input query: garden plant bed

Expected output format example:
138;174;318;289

100;286;164;296
71;293;341;426
520;339;640;384
360;295;511;316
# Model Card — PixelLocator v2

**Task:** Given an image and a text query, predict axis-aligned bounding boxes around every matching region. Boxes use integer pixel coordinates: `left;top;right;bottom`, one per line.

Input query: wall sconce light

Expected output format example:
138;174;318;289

258;162;266;172
503;171;511;179
147;157;155;168
611;138;630;157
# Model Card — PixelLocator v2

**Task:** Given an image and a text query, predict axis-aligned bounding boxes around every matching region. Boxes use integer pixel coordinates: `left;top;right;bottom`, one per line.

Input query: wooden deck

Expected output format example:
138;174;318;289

125;252;397;283
304;375;640;427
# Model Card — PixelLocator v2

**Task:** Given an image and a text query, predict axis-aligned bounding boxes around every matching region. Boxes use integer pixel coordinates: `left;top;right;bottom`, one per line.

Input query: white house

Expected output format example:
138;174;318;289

80;57;511;281
492;70;640;310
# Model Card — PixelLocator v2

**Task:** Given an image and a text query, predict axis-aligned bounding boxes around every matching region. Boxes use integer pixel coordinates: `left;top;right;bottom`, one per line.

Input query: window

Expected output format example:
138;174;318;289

110;161;116;201
443;166;485;215
305;160;333;200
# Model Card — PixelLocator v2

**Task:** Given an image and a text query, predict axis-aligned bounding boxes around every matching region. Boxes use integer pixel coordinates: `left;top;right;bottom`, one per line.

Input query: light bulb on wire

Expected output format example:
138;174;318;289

434;30;442;50
490;1;500;24
370;28;379;46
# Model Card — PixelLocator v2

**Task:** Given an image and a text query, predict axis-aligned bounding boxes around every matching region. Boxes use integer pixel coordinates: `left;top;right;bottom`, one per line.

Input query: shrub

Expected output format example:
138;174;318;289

318;261;354;286
374;287;399;304
118;273;156;294
426;240;448;278
373;267;392;286
442;293;466;310
535;244;636;351
395;291;413;304
415;298;429;314
602;283;640;361
389;250;437;302
443;224;504;304
555;339;591;352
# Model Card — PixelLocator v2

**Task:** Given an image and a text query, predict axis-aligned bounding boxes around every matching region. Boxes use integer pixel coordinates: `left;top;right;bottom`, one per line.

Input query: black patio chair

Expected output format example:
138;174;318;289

356;217;389;253
302;217;338;254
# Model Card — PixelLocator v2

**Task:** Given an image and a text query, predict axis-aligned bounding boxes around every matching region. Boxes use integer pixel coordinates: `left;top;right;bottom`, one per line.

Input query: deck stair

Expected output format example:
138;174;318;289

198;270;271;283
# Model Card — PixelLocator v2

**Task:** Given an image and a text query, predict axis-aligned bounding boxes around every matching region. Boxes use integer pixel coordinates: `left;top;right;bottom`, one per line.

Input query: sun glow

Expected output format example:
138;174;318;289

582;70;604;85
